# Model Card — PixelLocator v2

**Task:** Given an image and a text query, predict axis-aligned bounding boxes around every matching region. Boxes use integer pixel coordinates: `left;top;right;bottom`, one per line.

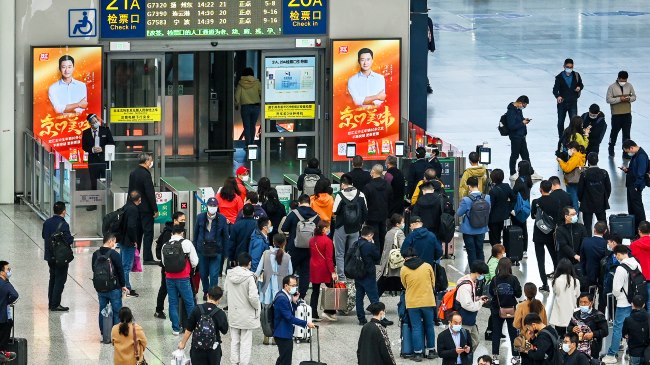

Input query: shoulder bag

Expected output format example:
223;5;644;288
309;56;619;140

495;279;515;319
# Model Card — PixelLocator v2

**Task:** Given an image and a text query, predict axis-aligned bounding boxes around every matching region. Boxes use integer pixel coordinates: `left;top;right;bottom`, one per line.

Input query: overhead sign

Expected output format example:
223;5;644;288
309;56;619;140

69;9;97;37
265;103;315;119
264;56;316;103
100;0;328;39
110;107;162;123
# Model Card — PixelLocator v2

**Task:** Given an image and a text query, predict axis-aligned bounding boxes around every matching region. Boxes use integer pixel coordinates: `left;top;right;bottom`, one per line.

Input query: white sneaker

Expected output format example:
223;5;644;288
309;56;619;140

322;313;338;321
509;174;518;181
172;330;180;336
602;355;618;364
531;172;544;180
523;251;528;259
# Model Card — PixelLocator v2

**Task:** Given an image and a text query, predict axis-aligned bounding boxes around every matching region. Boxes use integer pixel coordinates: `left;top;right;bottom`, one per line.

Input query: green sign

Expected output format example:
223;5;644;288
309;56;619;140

275;185;293;214
154;192;173;223
197;187;216;214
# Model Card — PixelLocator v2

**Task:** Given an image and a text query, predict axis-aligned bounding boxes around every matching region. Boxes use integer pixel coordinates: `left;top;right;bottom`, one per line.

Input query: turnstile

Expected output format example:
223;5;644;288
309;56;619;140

160;176;199;241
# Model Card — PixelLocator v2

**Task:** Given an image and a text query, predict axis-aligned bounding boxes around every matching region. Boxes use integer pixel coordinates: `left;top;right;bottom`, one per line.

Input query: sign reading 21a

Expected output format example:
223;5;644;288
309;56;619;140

100;0;146;38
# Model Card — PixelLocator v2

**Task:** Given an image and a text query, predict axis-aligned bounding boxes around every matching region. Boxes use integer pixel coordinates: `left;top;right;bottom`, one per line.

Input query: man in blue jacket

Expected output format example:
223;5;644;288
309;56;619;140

42;201;74;311
621;139;648;230
194;197;229;301
273;275;315;365
505;95;535;179
580;221;608;288
400;215;443;268
249;217;271;272
228;204;257;268
0;260;19;362
456;177;491;264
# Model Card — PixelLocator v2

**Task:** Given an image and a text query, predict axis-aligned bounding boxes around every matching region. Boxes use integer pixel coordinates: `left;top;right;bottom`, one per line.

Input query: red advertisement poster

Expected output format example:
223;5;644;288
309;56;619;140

32;46;103;168
331;39;401;161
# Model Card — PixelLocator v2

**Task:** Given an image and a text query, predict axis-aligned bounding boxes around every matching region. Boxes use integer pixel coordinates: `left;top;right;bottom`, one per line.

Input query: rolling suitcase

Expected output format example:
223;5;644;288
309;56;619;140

503;224;524;264
293;300;312;342
101;302;113;344
299;325;326;365
442;236;455;259
609;214;636;239
5;305;28;365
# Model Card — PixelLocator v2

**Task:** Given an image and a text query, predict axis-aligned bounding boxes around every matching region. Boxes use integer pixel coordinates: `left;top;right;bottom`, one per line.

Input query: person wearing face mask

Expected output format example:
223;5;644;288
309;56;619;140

119;191;143;298
272;275;315;365
549;259;581;337
455;260;490;356
557;141;587;212
580;104;607;155
567;293;608;359
128;153;159;265
357;301;397;365
505;95;542;180
81;113;115;210
235;166;251;202
622;295;650;365
606;71;637;158
407;147;429;199
577;153;611;235
560;116;590;154
602;245;641;364
92;234;127;338
621;139;648;230
597;234;622;314
0;260;19;363
553;58;584;142
561;333;590;365
378;214;406;297
531;180;560;292
154;211;185;319
309;221;338;322
630;221;650;309
578;222;608;290
521;313;561;365
249;217;272;274
194;198;230;302
437;312;473;365
555;207;588;268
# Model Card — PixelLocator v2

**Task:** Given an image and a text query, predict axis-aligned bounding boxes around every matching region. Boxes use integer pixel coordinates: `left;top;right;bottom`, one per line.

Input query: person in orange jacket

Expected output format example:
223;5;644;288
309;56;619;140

557;141;586;211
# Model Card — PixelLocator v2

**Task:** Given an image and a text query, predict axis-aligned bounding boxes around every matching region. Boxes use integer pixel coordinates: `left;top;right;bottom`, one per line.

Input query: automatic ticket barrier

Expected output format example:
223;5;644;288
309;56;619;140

160;176;199;241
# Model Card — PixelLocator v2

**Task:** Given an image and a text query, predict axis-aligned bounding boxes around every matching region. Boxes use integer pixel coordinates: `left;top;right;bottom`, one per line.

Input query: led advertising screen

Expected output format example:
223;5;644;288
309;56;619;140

331;39;401;161
264;56;316;103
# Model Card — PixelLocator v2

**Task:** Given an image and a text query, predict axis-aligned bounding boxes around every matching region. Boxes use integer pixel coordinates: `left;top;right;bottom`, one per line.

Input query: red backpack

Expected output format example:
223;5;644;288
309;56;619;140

437;280;472;322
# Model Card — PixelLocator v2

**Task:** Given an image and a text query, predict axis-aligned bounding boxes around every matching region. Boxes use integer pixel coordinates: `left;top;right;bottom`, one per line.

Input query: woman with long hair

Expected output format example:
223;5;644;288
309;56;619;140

257;177;272;204
488;258;522;364
514;283;548;365
377;214;406;297
262;188;286;243
111;307;147;365
310;178;334;222
488;169;516;245
254;232;293;344
216;176;244;225
557;141;587;211
561;115;590;150
309;220;338;322
549;258;580;337
511;160;534;261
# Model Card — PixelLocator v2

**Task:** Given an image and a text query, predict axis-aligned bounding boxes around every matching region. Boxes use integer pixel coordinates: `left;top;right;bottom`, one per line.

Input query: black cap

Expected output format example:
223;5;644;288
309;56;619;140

410;215;422;224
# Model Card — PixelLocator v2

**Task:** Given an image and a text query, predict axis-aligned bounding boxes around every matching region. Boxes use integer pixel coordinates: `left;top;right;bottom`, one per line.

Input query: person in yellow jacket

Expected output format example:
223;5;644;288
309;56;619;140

458;151;489;199
235;67;262;148
561;116;590;151
557;141;586;212
410;168;443;205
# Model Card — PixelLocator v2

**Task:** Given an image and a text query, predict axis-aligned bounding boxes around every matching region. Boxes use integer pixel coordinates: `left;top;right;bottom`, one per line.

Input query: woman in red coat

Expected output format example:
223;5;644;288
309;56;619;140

309;220;338;321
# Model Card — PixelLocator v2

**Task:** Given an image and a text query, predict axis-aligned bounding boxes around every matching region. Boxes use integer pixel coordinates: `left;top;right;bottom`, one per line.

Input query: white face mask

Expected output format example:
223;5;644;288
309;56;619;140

241;175;250;182
562;344;571;353
207;206;218;215
568;149;575;157
149;161;154;169
619;81;627;87
92;122;100;129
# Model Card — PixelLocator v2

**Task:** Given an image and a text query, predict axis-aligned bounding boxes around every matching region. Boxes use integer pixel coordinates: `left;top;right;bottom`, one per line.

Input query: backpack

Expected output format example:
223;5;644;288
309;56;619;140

621;263;648;304
344;241;367;280
92;252;117;292
51;222;74;267
388;233;404;270
437;280;472;322
514;191;531;223
302;174;320;196
498;113;509;136
292;210;317;249
438;194;456;243
534;206;556;234
467;194;490;228
434;262;448;293
261;302;275;337
102;208;125;241
539;328;564;365
191;305;220;350
162;239;188;273
339;190;363;233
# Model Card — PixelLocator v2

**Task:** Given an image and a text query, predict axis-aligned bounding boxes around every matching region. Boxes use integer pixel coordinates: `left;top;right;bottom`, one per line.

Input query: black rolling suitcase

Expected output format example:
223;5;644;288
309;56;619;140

299;325;326;365
609;214;636;239
503;223;524;264
5;305;28;365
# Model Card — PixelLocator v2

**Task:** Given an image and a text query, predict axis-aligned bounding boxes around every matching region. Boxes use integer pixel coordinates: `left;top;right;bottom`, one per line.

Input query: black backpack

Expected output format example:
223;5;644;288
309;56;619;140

438;194;456;243
93;252;117;292
344;241;366;279
539;328;564;365
340;190;362;234
162;239;188;273
102;208;125;241
51;222;74;267
467;194;490;228
621;263;648;304
191;305;219;350
498;113;509;136
434;262;448;293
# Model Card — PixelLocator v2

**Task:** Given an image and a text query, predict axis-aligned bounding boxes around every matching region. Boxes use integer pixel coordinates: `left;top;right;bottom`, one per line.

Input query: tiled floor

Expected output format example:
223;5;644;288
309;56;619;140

5;0;650;363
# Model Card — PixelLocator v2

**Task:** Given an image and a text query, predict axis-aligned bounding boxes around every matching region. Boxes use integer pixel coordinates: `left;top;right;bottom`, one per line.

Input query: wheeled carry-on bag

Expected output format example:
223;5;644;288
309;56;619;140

5;305;28;365
101;302;113;344
442;237;455;259
299;325;327;365
609;214;636;239
503;224;525;263
293;300;313;342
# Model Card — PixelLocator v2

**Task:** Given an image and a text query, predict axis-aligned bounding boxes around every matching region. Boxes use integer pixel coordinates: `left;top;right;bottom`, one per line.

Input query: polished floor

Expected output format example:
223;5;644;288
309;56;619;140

5;0;650;363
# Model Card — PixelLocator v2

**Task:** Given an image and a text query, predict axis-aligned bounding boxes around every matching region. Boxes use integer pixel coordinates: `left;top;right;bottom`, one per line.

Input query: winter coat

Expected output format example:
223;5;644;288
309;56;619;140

234;75;261;105
577;166;611;213
625;147;649;190
362;177;393;222
457;192;491;234
513;299;548;330
567;308;608;357
228;217;257;260
606;81;636;115
348;167;372;191
310;193;334;222
579;236;608;287
531;195;559;244
297;167;324;192
400;257;436;308
357;319;396;365
505;102;527;138
612;257;641;307
193;212;229;256
555;223;588;264
559;151;586;185
332;187;367;231
549;274;581;327
553;71;584;104
489;183;515;223
377;227;405;279
458;165;489;198
400;227;442;268
407;158;429;197
385;166;406;215
631;236;650;280
309;234;335;284
622;309;650;357
412;192;443;235
223;266;261;329
249;229;269;273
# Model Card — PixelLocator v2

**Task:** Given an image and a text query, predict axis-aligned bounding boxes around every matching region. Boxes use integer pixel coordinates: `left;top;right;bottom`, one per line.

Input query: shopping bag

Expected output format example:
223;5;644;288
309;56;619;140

132;247;143;273
320;282;349;311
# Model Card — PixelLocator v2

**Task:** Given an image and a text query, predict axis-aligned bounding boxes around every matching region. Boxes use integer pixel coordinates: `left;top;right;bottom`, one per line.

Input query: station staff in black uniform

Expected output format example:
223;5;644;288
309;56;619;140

82;114;115;210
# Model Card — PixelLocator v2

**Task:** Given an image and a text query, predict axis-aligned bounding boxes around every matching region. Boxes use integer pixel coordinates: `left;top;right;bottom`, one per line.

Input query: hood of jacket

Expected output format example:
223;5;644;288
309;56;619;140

507;102;520;113
340;187;360;200
569;151;586;166
238;75;259;89
621;256;639;270
227;265;256;285
409;227;431;240
416;193;437;207
465;165;487;178
250;229;268;244
311;193;332;208
630;309;648;321
404;256;425;270
303;167;322;175
368;177;387;191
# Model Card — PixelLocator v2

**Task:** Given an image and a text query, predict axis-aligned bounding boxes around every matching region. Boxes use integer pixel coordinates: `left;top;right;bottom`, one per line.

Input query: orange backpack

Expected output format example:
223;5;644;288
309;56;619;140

437;280;472;322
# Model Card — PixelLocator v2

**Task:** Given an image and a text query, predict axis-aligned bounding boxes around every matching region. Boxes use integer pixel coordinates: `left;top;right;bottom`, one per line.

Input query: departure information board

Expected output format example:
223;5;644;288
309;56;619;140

100;0;327;39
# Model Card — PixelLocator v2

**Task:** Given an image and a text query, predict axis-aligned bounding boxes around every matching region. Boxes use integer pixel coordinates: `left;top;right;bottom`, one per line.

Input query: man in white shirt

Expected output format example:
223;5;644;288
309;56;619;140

347;48;386;107
48;55;88;114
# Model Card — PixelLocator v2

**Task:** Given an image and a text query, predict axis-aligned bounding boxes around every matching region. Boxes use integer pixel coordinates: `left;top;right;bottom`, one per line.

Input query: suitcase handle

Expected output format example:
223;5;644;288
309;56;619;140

309;324;320;362
9;304;15;340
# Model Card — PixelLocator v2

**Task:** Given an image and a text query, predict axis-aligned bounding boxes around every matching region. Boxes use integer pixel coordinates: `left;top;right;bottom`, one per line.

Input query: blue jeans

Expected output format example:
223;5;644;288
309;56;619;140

566;183;579;211
607;305;632;356
166;277;195;332
355;277;379;322
463;233;485;264
98;289;122;334
408;307;436;353
120;245;135;289
241;104;260;147
199;254;221;294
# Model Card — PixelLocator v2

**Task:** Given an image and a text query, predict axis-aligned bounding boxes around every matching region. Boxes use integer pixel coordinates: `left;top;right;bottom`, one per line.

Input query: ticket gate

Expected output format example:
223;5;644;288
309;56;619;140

160;176;200;241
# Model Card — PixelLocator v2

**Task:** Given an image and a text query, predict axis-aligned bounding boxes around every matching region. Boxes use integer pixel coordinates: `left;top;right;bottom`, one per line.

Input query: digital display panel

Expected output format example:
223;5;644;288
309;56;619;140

264;56;316;103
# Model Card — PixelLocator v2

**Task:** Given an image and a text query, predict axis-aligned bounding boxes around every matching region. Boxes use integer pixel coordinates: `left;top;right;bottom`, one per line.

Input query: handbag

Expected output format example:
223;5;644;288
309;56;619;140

320;281;349;311
513;333;531;353
565;166;585;184
132;247;143;273
133;322;148;365
388;232;404;270
495;280;515;319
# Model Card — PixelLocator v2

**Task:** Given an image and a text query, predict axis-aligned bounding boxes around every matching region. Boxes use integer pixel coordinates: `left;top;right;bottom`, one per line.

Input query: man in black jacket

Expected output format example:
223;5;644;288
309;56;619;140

357;302;396;365
363;164;393;251
412;182;442;237
555;206;588;267
347;155;371;191
427;147;443;180
581;104;607;155
42;201;74;311
384;155;405;215
154;211;185;319
437;312;473;365
553;58;584;141
120;191;142;297
621;140;648;230
622;295;650;365
523;313;561;365
92;233;127;336
579;222;608;289
578;153;611;234
561;333;590;365
407;147;429;198
81;114;115;210
567;293;608;358
549;176;572;222
296;157;325;193
531;180;560;292
128;153;159;264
